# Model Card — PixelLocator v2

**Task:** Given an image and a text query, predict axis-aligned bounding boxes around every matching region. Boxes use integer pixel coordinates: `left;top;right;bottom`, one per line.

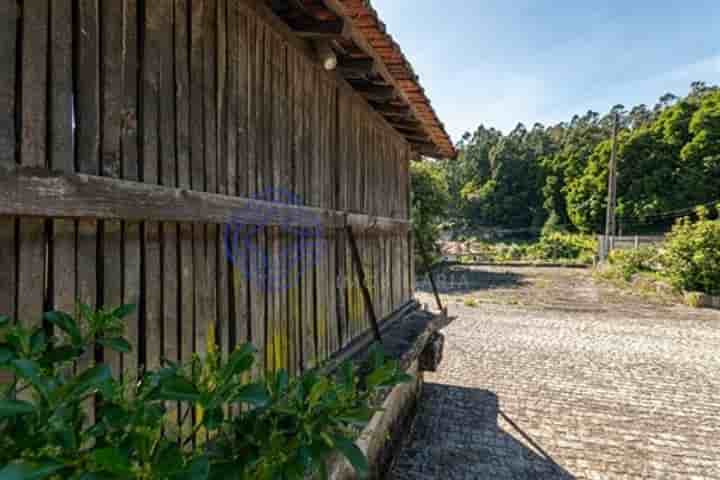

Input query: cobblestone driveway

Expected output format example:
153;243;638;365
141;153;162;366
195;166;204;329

391;266;720;479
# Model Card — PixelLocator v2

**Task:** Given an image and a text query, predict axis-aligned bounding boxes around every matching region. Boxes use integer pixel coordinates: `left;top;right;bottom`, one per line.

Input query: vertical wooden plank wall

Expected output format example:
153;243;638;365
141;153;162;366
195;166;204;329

0;1;414;384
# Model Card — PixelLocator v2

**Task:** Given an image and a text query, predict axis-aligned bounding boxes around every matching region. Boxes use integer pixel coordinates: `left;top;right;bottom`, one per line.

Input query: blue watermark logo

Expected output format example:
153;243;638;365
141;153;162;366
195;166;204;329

224;188;324;292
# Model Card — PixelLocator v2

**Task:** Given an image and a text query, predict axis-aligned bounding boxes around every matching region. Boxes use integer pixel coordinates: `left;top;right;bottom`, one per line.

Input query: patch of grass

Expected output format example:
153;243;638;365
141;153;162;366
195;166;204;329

463;298;479;308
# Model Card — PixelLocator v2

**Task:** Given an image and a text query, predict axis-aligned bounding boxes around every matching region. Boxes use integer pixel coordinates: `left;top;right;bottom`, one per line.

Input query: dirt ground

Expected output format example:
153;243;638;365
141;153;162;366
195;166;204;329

392;265;720;479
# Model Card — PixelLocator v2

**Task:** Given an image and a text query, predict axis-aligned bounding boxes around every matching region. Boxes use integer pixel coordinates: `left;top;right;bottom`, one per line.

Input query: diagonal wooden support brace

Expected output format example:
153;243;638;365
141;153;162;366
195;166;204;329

345;226;383;344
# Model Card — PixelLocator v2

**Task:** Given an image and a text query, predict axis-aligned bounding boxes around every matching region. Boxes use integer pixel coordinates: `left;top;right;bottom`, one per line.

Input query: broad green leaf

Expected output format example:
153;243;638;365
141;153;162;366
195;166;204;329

29;330;46;355
392;372;414;385
0;315;10;328
44;311;82;345
155;375;201;402
90;447;132;475
308;377;330;406
339;361;355;389
152;443;185;478
177;456;210;480
98;337;132;354
202;406;224;430
222;345;255;379
336;406;375;426
0;399;35;418
11;359;50;398
111;304;136;320
0;345;14;364
72;365;112;396
274;370;289;395
0;461;64;480
42;345;82;365
232;383;269;406
78;303;94;322
333;436;368;478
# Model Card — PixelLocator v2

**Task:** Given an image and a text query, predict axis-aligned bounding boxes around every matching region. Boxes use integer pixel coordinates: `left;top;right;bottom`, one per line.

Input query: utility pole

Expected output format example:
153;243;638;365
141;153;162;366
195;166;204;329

602;112;620;260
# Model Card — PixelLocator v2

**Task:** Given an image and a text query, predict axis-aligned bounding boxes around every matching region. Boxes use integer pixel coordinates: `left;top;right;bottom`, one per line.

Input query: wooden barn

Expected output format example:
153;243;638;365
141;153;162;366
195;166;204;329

0;0;454;376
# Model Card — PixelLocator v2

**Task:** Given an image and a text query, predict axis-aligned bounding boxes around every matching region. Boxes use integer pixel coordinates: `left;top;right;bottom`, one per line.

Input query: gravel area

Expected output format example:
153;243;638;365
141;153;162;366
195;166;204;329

391;266;720;479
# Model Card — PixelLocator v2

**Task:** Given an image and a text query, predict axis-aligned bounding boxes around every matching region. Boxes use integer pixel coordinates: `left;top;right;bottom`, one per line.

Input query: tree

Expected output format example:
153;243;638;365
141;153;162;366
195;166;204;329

411;160;449;267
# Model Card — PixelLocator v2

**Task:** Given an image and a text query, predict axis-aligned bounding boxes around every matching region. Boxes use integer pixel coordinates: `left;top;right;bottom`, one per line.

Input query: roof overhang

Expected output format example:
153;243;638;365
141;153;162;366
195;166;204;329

268;0;457;159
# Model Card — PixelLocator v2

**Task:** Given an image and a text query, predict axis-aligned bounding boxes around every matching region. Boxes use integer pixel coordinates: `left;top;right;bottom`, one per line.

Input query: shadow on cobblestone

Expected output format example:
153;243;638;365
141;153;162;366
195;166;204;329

391;383;575;479
417;268;528;295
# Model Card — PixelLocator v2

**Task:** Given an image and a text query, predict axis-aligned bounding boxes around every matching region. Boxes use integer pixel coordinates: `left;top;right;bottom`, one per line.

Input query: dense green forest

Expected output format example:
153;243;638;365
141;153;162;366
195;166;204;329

438;81;720;234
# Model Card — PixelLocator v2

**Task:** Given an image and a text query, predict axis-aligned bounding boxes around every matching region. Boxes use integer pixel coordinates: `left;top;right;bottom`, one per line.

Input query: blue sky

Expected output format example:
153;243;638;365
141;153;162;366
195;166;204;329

372;0;720;142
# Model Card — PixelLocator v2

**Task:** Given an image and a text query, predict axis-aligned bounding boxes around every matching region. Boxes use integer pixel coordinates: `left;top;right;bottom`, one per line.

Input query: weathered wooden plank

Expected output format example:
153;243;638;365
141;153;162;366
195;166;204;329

249;227;266;375
163;222;179;369
77;0;100;176
103;220;123;376
179;223;194;372
248;15;259;196
174;0;190;190
123;221;142;376
143;0;165;372
17;1;49;327
49;0;74;175
0;218;16;322
216;226;230;363
267;226;277;372
237;9;249;198
175;0;193;392
226;0;238;198
233;8;250;358
74;0;101;417
48;0;76;325
190;0;205;192
288;49;302;373
16;220;44;327
203;0;219;363
122;0;141;378
193;224;207;361
217;0;227;197
262;24;272;197
0;0;17;165
204;0;218;194
77;218;97;428
206;223;218;361
144;221;163;371
101;0;127;377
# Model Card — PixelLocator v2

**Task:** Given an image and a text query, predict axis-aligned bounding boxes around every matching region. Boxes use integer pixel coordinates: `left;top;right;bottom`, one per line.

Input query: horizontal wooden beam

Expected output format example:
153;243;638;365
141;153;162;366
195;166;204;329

290;17;346;39
402;133;432;144
351;83;396;102
337;57;374;77
0;167;410;234
388;118;422;130
370;102;411;118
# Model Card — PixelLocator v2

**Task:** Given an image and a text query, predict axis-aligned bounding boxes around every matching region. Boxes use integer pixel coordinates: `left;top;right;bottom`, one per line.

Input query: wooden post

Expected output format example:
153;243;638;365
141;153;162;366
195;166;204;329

603;112;620;261
418;239;443;312
346;226;382;344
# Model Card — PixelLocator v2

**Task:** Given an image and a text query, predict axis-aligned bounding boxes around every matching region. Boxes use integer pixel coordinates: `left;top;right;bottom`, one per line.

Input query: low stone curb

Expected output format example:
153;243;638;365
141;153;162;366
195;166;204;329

327;308;446;480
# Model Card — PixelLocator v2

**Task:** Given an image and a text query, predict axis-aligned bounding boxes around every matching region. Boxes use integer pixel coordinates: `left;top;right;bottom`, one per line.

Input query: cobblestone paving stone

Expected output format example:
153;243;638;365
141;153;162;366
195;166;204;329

391;266;720;480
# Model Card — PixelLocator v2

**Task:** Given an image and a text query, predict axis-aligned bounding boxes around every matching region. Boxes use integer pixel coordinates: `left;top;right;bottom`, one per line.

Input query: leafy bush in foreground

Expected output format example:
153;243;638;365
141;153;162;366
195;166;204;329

661;218;720;295
0;306;410;479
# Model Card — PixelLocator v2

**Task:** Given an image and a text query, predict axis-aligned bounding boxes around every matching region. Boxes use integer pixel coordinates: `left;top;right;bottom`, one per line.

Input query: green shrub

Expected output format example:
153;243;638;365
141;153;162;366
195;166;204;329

0;306;410;479
608;246;660;281
661;218;720;295
527;233;597;261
